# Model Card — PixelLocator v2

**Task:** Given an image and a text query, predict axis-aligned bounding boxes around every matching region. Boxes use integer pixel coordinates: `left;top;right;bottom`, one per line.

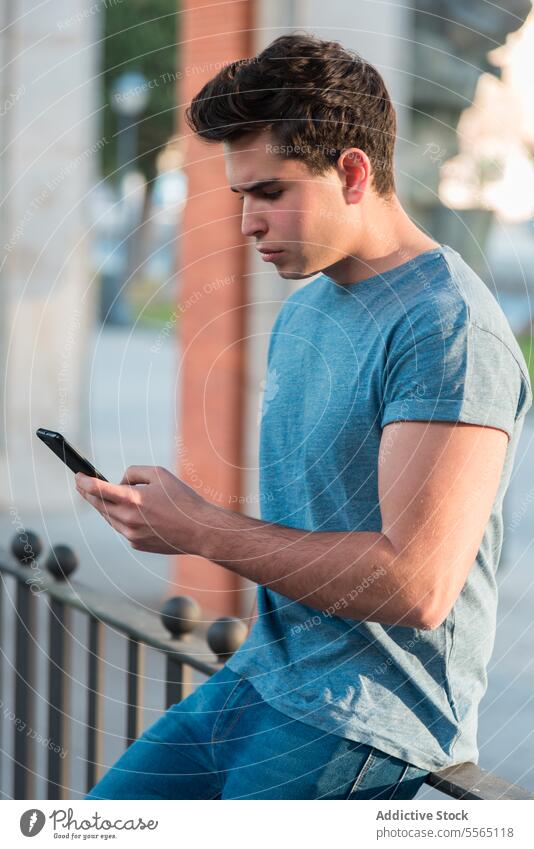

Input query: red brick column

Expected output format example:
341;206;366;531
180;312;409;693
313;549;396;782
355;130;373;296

173;0;254;617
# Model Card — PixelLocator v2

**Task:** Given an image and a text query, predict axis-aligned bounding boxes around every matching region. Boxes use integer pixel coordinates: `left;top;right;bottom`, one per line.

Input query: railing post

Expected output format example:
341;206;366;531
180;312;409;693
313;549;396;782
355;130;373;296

45;544;78;800
165;656;193;708
207;616;249;662
14;582;36;799
160;596;200;706
47;597;71;799
86;616;104;793
126;638;144;746
11;530;43;800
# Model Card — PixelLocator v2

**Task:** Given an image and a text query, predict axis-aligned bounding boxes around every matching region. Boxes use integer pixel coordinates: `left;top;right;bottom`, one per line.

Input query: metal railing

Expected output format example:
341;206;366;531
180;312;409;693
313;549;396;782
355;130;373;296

1;530;532;801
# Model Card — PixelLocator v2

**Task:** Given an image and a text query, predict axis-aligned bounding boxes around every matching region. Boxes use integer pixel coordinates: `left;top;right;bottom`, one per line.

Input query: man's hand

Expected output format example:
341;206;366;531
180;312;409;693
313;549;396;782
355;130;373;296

75;465;213;554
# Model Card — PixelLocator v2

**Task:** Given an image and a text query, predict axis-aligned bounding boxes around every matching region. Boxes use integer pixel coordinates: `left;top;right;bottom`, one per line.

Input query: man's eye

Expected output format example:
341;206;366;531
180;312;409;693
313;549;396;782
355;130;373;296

237;191;283;202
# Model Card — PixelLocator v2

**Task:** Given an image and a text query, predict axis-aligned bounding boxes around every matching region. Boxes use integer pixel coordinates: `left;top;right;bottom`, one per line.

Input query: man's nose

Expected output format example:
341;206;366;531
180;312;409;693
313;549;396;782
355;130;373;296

241;204;267;238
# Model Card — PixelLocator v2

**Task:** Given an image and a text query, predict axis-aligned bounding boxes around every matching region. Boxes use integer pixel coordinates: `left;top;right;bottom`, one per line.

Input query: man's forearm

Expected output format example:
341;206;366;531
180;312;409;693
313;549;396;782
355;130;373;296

196;507;426;628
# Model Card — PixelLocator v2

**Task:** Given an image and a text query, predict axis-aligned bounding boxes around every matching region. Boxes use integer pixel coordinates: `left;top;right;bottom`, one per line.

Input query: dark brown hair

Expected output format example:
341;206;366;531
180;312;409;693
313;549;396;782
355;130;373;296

185;32;397;197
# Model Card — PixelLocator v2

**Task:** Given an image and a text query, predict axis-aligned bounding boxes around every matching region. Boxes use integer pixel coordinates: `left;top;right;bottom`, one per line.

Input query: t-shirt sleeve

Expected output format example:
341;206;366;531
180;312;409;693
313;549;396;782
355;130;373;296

381;322;531;441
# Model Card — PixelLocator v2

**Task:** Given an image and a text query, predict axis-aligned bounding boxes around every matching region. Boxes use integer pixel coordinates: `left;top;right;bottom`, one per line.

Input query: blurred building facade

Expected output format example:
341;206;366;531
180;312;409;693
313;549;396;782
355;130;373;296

409;0;533;282
0;0;100;511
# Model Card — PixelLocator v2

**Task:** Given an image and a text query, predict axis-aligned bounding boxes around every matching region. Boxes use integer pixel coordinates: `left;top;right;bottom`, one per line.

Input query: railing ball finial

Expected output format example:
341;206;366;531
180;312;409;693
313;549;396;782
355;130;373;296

45;544;79;580
160;596;201;638
207;616;248;662
11;529;43;565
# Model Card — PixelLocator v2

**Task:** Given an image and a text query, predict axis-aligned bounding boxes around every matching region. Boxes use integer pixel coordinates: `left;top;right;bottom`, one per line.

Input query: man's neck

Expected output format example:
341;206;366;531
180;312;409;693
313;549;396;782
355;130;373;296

323;195;441;286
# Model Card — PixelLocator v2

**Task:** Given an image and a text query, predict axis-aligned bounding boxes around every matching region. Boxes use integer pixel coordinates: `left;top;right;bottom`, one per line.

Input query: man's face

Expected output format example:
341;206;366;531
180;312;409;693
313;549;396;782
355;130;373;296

224;130;366;280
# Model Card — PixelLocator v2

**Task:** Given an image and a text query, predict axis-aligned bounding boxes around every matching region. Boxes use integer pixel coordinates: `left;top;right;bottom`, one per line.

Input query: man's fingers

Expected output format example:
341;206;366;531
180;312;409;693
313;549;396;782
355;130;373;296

120;465;156;486
77;486;142;527
75;474;125;504
78;490;135;536
79;489;113;514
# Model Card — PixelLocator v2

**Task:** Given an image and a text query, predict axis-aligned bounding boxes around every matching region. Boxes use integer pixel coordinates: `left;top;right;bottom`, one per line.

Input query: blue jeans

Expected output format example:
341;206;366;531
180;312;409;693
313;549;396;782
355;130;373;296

86;665;429;800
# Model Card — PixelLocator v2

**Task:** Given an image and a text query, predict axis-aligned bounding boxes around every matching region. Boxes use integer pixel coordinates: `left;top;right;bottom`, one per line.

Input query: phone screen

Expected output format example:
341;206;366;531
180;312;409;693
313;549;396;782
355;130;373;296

36;428;108;481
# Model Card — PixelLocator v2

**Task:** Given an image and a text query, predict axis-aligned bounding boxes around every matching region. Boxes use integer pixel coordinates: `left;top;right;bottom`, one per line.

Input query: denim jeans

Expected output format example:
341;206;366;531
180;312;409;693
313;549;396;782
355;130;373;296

86;664;429;800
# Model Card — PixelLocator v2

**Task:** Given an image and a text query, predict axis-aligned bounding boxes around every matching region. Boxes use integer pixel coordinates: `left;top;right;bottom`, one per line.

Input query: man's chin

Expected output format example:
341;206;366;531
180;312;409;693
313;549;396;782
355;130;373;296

276;266;318;281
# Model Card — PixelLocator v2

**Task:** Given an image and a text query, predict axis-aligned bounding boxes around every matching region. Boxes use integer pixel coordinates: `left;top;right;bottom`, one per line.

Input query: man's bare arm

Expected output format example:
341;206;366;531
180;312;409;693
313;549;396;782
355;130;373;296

76;420;508;630
198;513;407;626
197;420;508;630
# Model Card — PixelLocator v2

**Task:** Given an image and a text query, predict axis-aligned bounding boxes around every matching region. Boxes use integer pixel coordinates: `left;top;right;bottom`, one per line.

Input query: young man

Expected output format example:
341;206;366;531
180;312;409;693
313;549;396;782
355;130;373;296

81;33;532;800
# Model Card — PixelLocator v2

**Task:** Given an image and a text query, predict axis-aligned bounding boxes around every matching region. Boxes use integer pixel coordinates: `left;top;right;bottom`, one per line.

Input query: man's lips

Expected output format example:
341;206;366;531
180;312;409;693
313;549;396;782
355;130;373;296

258;248;284;261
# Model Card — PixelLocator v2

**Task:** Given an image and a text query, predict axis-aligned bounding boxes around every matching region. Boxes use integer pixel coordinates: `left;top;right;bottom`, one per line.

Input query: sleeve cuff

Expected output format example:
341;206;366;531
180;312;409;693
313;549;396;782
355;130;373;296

381;397;514;441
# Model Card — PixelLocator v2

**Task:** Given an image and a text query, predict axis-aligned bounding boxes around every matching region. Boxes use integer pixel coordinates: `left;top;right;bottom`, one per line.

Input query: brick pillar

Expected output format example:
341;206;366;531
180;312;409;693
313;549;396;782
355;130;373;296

173;0;254;617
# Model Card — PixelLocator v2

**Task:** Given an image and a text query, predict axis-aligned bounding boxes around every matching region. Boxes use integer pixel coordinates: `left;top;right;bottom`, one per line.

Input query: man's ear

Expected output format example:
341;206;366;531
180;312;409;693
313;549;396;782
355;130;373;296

337;148;370;204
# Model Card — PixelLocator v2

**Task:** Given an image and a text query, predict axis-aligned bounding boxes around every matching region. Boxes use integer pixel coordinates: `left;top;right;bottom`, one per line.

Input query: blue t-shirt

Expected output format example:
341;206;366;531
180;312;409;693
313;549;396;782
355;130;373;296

227;244;532;772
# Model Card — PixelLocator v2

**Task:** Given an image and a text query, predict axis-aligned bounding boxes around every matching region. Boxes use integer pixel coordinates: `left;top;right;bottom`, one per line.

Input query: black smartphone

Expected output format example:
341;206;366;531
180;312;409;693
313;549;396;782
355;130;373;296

36;428;108;481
